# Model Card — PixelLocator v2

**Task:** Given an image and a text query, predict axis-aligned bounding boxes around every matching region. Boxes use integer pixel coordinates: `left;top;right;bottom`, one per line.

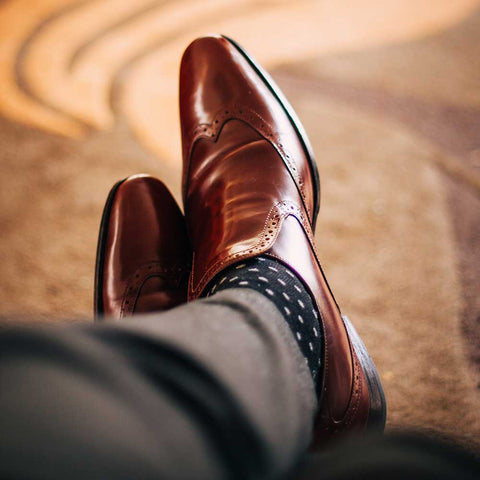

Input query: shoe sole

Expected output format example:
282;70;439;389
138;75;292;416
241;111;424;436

342;315;387;431
93;178;128;321
222;35;321;231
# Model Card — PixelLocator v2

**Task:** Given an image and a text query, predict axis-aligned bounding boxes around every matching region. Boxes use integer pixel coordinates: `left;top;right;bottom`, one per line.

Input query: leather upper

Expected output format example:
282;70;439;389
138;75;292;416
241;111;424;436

96;175;190;319
180;35;371;445
180;35;316;225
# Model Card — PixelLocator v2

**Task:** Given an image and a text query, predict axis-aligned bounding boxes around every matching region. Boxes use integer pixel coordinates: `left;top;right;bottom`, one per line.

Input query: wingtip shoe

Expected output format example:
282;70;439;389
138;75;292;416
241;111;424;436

180;35;386;447
94;175;191;320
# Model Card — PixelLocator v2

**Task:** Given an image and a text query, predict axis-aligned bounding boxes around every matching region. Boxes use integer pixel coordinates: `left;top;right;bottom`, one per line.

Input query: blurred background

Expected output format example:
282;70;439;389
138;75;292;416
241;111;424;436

1;0;479;445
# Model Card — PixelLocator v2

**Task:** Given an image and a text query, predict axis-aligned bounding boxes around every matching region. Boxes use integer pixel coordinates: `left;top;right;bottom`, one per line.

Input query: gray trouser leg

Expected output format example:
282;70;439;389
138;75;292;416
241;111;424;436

0;289;316;480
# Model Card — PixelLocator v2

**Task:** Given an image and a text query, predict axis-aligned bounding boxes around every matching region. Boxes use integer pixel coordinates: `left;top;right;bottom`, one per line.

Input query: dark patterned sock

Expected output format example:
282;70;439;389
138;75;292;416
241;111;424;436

204;256;323;383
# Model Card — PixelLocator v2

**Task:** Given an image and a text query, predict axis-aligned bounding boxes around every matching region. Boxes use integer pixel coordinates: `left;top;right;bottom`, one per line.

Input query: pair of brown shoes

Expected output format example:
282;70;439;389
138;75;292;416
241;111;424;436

94;35;386;447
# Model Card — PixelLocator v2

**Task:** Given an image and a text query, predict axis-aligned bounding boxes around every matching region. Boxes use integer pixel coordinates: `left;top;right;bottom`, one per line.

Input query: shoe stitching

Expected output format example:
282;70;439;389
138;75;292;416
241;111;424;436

316;346;364;435
120;262;188;317
189;200;315;299
186;105;308;211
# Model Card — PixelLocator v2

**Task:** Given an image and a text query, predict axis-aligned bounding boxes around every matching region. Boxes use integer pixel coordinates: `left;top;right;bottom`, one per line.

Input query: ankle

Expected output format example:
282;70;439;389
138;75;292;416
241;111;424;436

204;256;323;383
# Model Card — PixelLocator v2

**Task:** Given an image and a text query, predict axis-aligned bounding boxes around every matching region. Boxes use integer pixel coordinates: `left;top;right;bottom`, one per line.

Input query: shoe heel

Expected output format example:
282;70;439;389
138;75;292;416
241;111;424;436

342;315;387;432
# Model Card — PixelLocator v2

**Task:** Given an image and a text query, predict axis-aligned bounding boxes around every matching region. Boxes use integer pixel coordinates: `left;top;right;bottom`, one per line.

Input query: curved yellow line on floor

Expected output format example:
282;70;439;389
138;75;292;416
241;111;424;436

0;0;85;137
19;0;157;130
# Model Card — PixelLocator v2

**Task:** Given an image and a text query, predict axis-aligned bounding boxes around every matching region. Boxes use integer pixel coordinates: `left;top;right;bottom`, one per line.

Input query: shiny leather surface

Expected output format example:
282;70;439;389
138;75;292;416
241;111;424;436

180;35;371;445
95;175;190;319
180;35;316;225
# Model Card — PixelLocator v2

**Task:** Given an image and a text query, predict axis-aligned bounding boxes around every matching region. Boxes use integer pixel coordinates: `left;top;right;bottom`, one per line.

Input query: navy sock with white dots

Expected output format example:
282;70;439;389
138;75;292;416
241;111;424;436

204;256;323;383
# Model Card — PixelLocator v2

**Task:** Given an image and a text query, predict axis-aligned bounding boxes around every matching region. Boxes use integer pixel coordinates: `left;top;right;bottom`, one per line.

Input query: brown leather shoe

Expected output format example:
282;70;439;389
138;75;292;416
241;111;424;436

180;35;386;447
94;175;191;320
